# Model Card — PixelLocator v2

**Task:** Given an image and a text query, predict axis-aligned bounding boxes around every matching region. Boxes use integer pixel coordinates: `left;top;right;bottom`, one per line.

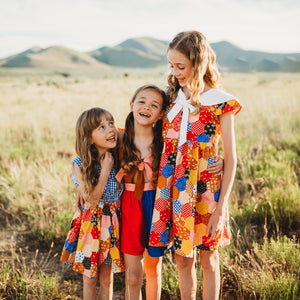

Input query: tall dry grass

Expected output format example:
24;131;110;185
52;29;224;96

0;69;299;299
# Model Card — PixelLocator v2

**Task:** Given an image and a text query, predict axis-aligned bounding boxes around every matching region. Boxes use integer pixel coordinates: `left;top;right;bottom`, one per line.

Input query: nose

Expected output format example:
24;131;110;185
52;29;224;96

143;103;150;110
171;67;180;77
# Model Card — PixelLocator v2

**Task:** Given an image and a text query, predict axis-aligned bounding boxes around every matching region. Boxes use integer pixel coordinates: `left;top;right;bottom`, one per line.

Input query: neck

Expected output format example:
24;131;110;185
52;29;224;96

133;121;154;149
182;87;191;99
96;148;107;160
181;83;210;99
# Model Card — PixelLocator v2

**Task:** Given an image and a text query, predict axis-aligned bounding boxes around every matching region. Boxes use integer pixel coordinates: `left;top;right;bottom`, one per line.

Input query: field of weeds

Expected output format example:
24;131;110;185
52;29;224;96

0;68;299;299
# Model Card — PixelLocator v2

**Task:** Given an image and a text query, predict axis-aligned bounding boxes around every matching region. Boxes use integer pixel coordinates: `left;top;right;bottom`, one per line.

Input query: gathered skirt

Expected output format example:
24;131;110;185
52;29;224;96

60;200;125;278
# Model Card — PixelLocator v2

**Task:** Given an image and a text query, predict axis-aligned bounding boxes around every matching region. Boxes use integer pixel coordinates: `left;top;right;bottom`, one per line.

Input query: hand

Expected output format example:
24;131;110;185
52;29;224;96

207;155;224;175
206;208;225;243
76;191;85;212
100;151;114;174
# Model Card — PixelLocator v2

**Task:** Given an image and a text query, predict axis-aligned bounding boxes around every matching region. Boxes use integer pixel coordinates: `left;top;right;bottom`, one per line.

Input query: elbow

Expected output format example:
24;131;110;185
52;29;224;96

224;154;237;172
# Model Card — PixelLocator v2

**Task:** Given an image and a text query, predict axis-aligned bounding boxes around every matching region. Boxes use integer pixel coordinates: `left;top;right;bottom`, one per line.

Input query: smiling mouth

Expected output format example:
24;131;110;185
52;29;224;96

139;112;151;118
106;136;116;142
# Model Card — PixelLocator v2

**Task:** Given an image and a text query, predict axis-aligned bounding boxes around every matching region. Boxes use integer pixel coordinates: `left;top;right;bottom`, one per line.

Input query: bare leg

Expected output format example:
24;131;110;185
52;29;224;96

83;275;98;300
124;253;144;300
175;251;197;300
199;250;220;300
98;264;113;300
144;249;162;300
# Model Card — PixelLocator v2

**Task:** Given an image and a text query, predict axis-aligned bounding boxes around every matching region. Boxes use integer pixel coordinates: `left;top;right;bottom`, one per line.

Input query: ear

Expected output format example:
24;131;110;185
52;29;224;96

130;101;134;112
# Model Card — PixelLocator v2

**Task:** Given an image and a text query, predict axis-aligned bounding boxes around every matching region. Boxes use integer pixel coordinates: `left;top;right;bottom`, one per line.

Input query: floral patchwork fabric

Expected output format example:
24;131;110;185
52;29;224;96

61;158;125;278
149;89;241;257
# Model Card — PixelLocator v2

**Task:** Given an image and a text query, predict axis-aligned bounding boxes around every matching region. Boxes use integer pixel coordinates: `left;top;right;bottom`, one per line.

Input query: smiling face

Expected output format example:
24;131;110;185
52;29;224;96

91;117;118;153
130;88;164;127
168;48;194;89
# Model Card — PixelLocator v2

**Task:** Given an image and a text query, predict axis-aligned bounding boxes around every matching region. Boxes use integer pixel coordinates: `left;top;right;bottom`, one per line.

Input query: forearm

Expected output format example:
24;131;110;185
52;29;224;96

216;112;237;212
88;170;110;205
216;154;237;212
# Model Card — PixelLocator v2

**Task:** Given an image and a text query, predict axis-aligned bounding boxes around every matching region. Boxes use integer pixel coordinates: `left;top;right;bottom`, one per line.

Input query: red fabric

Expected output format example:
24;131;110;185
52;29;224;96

120;190;145;256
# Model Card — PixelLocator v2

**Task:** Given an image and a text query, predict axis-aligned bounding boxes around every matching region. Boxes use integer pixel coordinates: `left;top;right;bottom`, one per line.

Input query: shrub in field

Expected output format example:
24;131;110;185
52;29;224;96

221;236;300;300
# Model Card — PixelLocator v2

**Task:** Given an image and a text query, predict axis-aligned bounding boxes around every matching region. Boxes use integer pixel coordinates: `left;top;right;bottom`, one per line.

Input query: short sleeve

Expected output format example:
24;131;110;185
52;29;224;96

71;156;81;186
215;99;242;116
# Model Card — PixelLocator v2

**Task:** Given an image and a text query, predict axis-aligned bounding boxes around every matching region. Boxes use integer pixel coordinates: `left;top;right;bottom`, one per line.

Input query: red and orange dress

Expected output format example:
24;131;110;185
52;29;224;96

61;156;125;278
149;88;242;257
116;150;166;257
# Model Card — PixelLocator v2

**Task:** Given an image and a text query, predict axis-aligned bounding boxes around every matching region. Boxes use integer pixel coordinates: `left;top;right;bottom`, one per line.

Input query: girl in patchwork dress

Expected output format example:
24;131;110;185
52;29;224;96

149;31;242;300
116;85;168;300
61;107;125;300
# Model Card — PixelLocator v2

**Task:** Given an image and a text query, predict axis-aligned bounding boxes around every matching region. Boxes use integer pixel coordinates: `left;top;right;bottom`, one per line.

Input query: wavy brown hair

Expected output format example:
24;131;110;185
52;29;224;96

75;107;120;199
122;85;167;183
167;31;220;111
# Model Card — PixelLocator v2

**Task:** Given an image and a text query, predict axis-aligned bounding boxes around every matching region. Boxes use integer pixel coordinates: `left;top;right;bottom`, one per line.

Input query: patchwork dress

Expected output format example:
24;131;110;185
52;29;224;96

60;156;125;278
116;150;166;257
149;88;242;257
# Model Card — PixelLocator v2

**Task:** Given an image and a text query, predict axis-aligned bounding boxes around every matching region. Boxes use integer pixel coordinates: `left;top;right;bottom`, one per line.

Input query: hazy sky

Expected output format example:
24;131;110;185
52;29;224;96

1;0;299;58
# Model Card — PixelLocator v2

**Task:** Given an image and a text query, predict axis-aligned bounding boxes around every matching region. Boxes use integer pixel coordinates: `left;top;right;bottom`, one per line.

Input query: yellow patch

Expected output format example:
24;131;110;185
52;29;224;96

77;239;84;251
91;239;99;252
110;247;120;260
82;221;92;233
181;239;194;255
196;201;208;215
185;216;194;231
199;142;207;150
188;170;198;185
198;158;208;173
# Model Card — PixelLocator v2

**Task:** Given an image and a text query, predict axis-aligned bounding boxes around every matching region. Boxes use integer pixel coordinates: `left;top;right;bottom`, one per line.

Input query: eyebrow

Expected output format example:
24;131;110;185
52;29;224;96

168;61;186;66
99;118;113;125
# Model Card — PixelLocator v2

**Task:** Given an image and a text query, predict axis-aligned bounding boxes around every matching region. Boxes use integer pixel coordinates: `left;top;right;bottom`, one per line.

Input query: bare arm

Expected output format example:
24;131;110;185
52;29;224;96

206;112;237;241
74;152;114;209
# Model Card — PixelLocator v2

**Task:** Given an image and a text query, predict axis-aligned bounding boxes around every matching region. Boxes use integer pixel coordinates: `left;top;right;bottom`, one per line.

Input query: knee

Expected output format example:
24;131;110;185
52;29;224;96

200;250;219;272
99;273;113;288
126;268;143;288
144;258;161;279
83;276;98;290
175;254;195;272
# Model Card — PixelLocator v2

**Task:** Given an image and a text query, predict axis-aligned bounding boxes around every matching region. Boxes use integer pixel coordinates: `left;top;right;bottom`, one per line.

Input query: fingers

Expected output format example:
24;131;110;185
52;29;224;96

207;228;221;243
207;156;224;174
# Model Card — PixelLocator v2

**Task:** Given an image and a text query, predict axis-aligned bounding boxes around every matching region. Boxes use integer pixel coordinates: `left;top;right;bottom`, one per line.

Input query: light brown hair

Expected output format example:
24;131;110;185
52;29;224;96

167;31;220;111
75;107;120;198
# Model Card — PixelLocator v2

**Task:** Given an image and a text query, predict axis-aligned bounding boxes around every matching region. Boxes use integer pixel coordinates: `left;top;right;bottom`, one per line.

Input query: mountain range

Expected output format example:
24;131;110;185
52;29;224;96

1;37;299;72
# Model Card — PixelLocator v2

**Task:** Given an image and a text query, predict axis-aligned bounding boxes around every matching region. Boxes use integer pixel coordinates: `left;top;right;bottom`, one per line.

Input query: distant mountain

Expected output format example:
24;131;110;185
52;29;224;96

212;41;300;72
1;46;108;69
1;37;300;72
89;37;168;68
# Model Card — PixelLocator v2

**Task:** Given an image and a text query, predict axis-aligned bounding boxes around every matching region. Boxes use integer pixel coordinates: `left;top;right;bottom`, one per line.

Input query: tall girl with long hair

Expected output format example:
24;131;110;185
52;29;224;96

61;107;124;300
149;31;242;300
116;84;168;300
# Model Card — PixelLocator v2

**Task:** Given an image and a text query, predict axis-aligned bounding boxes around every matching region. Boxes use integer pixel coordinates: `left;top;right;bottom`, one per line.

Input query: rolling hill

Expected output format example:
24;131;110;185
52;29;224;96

0;46;108;69
89;37;168;68
1;37;300;72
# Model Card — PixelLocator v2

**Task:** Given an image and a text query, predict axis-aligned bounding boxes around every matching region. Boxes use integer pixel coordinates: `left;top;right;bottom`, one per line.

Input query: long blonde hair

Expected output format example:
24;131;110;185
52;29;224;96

167;31;220;111
75;107;120;198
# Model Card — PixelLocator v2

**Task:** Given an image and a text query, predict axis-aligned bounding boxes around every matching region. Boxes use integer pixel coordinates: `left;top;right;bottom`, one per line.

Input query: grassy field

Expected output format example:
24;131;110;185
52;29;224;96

0;68;299;299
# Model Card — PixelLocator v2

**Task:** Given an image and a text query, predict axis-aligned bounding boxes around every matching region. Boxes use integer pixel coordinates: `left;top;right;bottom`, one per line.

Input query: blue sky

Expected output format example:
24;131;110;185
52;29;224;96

0;0;299;58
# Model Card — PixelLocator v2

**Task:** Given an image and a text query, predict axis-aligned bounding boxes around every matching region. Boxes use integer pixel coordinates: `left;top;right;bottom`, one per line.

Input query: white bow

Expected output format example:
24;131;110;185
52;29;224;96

167;89;196;147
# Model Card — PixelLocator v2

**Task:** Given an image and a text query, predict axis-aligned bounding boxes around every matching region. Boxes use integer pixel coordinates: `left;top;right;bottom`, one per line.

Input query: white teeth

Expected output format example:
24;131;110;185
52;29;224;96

139;112;150;118
107;136;115;142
